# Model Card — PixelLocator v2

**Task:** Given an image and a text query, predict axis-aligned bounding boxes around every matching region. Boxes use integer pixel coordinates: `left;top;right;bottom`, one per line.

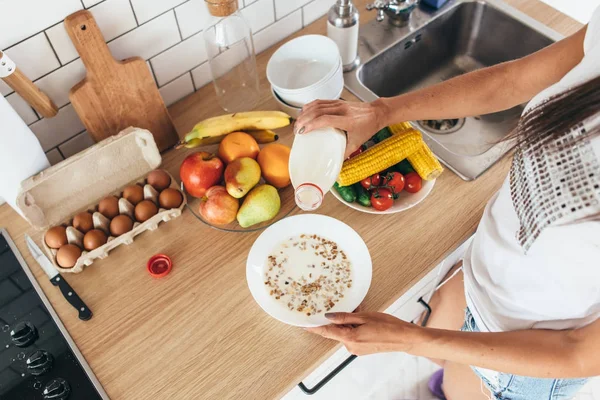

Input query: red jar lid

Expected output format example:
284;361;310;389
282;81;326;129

147;254;172;278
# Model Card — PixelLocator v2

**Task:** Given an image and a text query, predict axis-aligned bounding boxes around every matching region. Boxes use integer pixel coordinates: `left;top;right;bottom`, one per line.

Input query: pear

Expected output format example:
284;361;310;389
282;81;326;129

237;184;281;228
224;157;261;199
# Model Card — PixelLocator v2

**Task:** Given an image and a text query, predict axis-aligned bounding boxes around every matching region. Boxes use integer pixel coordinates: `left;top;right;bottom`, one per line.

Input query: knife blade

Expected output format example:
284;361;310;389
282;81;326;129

25;235;92;321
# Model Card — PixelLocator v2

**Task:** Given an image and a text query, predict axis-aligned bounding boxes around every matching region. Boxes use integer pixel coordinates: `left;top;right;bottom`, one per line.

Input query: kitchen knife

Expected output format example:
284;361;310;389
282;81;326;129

25;235;92;321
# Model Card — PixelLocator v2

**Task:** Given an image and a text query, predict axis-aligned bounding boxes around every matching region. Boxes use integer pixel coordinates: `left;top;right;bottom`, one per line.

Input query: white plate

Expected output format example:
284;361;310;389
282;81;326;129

246;214;372;327
331;179;436;214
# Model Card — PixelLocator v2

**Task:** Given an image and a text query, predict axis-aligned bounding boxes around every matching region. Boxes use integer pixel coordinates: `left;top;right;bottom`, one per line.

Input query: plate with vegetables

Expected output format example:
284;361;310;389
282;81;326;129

331;124;441;214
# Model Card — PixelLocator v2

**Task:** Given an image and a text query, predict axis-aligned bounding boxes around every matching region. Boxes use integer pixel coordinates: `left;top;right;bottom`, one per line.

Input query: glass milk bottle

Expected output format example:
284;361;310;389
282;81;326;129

289;128;347;211
203;0;260;112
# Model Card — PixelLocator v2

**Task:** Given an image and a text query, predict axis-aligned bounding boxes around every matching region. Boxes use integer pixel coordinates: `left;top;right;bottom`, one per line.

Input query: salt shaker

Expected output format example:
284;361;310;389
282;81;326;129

327;0;360;72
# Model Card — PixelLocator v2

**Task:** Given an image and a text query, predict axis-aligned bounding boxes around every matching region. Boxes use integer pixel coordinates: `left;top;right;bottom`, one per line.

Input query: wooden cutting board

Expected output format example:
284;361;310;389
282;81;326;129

65;10;179;151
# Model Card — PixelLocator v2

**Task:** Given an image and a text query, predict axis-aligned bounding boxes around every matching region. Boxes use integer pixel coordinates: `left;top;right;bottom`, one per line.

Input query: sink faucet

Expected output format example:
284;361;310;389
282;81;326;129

366;0;419;26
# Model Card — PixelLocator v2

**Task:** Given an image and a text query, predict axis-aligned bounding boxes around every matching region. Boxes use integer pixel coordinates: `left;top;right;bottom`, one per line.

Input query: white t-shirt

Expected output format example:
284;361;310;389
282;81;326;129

463;7;600;333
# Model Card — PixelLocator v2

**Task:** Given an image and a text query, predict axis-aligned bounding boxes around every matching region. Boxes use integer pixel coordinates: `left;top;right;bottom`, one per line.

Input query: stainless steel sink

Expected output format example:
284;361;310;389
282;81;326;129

344;0;563;180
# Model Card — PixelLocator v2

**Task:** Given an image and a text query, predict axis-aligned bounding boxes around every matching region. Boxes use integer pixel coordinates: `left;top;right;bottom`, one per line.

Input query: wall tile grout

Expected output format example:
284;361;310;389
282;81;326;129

159;68;197;89
44;31;63;67
128;0;139;25
174;11;184;41
147;61;159;86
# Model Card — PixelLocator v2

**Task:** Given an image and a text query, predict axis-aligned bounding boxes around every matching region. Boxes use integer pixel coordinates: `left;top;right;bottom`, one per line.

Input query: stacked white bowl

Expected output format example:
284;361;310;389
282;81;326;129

267;35;344;116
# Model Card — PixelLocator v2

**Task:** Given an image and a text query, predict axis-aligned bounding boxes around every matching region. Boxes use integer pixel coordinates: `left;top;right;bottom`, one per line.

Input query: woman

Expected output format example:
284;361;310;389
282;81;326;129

296;5;600;400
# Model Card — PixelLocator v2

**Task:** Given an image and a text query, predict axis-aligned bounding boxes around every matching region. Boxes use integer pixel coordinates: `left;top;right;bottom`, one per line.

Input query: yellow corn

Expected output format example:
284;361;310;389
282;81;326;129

337;129;423;186
408;145;443;180
337;125;444;186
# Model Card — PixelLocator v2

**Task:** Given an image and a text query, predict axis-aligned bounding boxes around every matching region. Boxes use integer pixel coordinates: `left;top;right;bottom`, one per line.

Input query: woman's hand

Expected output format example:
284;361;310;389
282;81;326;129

305;312;425;356
294;99;388;159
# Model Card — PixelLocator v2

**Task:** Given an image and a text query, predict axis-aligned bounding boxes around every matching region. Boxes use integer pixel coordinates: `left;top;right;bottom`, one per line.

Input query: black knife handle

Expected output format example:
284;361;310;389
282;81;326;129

50;275;93;321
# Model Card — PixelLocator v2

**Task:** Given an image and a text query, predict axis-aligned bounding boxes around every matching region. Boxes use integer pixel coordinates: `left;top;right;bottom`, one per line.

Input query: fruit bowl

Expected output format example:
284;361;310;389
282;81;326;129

331;178;436;214
181;181;297;232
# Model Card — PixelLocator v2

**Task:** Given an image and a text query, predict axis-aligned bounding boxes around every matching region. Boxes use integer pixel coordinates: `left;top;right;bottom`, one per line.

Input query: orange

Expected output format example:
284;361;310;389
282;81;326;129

218;132;260;164
257;143;291;188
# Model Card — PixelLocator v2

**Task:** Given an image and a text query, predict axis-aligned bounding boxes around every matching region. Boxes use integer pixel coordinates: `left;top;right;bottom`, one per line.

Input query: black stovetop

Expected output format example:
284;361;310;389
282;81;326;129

0;231;105;400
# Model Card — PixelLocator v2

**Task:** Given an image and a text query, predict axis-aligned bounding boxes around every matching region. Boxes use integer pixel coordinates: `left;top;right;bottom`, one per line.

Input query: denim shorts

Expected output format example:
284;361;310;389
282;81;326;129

461;307;588;400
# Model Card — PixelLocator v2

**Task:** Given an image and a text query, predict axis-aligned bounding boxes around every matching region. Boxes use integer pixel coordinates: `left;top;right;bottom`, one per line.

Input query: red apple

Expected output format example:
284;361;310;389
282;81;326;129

198;186;239;225
180;152;224;198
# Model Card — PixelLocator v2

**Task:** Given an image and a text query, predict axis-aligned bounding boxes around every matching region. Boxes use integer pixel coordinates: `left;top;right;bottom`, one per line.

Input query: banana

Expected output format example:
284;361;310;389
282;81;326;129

246;129;279;144
177;129;280;149
184;111;291;142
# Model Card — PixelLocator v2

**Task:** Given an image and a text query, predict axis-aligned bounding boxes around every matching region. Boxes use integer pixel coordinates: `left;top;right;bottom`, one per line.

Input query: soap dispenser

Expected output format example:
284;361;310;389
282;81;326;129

327;0;360;72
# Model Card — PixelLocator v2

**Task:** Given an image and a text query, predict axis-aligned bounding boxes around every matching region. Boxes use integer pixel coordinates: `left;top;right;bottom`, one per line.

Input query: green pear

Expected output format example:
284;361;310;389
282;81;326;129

237;184;281;228
224;157;261;199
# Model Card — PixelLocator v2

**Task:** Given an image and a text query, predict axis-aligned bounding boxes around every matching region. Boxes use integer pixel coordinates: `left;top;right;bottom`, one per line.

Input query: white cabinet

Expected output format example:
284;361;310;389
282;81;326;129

282;237;473;400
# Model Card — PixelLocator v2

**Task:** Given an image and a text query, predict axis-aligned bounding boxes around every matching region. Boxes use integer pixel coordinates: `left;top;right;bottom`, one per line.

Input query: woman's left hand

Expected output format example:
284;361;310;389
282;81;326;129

305;312;425;356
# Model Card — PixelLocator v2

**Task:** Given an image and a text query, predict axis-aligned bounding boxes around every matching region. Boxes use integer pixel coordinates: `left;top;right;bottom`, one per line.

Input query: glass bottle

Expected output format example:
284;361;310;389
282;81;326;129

203;0;260;113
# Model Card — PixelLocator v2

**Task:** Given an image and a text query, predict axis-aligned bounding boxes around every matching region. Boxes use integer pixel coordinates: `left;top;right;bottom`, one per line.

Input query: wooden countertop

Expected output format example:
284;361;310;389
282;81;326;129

0;1;581;399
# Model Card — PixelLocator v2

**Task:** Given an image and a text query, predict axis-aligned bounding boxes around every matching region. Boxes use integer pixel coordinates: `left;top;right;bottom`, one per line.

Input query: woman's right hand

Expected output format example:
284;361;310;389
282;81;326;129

294;99;388;159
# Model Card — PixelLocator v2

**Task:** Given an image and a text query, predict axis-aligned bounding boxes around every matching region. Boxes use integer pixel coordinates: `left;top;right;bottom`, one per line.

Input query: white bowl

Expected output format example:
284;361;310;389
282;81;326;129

246;214;372;327
271;85;343;118
274;61;344;107
331;179;436;214
267;35;341;92
271;86;302;118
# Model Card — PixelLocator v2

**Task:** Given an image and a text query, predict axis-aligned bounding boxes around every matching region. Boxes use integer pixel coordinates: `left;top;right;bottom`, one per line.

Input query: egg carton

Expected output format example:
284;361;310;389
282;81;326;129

17;127;186;274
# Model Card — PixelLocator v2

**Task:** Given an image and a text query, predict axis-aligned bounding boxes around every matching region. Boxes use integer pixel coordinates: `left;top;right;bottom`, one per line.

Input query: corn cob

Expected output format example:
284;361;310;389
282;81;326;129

337;130;423;186
408;145;443;180
388;122;414;135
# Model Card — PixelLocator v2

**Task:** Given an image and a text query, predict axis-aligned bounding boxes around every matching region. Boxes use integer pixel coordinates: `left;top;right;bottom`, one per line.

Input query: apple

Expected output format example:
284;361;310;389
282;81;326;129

180;152;224;198
198;186;239;225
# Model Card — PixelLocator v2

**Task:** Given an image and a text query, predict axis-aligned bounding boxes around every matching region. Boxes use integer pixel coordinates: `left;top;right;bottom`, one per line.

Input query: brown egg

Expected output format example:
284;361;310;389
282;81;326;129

123;185;144;205
147;170;172;191
45;226;68;249
158;188;183;209
134;200;158;222
73;211;94;233
98;196;120;219
110;215;134;237
56;244;82;268
83;229;108;251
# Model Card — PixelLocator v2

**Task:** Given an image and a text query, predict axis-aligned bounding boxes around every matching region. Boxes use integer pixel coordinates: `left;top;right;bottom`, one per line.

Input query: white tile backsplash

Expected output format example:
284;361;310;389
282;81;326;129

175;0;217;39
30;104;85;151
59;131;95;157
275;0;312;20
242;0;276;33
303;0;336;26
4;34;60;81
35;59;86;108
45;149;65;166
108;11;181;61
131;0;188;24
159;73;195;106
0;0;82;49
254;10;303;54
2;0;331;163
151;33;207;86
46;0;138;64
6;93;39;125
191;62;213;90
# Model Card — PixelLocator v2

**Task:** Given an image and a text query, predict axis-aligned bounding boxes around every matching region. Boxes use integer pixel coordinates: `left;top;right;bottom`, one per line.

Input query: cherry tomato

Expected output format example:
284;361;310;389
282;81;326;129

383;171;405;194
404;172;423;193
360;173;382;190
371;188;394;211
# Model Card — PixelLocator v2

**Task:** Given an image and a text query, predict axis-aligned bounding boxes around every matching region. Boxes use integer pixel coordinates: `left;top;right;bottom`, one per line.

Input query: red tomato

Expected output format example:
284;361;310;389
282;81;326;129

348;146;364;159
404;172;423;193
371;188;394;211
360;173;382;190
383;171;405;194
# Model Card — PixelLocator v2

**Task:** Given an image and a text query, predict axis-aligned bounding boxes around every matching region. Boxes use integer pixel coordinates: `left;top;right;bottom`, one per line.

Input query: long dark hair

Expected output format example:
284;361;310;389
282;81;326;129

508;75;600;147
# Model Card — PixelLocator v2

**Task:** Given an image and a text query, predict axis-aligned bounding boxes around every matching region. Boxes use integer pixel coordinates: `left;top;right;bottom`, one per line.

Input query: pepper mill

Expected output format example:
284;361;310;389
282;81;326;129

327;0;360;72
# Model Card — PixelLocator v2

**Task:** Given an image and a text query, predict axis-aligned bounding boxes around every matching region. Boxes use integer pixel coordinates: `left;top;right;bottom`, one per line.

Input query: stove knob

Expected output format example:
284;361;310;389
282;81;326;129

43;378;71;400
26;350;54;376
10;321;38;347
